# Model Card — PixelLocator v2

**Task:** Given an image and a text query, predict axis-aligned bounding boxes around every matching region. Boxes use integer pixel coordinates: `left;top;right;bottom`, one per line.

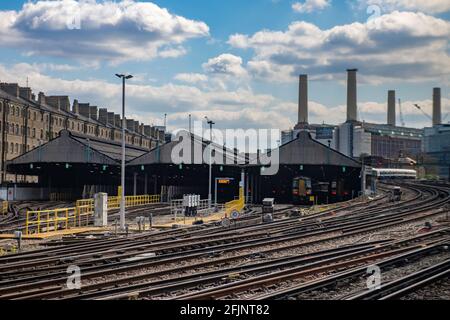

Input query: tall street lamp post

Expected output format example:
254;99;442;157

115;73;133;230
205;117;215;209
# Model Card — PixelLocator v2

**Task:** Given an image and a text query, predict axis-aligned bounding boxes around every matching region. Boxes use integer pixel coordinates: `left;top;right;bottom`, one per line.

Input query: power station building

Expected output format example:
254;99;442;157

422;88;450;178
282;70;425;165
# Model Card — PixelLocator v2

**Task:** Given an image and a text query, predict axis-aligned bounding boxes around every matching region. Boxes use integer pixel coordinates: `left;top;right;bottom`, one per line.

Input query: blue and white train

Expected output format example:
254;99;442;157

372;168;417;180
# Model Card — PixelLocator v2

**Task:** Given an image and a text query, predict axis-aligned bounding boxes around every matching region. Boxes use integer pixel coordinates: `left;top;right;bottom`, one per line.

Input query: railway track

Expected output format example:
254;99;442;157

0;181;448;300
252;237;450;300
344;258;450;300
0;201;173;234
174;239;449;301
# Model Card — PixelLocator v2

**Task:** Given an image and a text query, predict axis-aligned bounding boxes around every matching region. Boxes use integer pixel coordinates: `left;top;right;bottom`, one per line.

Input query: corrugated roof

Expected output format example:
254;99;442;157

128;132;246;166
255;131;361;167
7;130;148;166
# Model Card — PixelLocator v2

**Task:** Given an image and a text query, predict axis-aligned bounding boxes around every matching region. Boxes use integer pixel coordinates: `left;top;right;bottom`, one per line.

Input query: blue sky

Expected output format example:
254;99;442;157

0;0;449;131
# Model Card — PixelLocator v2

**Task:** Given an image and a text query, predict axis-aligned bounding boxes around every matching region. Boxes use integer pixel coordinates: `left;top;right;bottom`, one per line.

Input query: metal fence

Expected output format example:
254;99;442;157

1;201;8;215
170;198;211;220
25;207;77;235
25;194;161;235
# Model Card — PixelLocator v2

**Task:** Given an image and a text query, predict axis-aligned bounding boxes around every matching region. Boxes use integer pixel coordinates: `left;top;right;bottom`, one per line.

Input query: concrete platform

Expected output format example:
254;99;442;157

0;227;107;240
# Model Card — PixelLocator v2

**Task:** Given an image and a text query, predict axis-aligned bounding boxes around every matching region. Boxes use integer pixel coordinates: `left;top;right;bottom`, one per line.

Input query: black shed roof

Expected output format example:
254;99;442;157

255;131;360;168
128;133;247;166
7;130;148;166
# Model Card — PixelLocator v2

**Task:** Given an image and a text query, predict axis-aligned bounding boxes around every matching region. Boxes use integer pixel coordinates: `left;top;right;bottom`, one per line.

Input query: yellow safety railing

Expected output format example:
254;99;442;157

25;194;161;235
107;194;160;210
1;201;8;215
108;196;120;209
126;195;160;207
225;187;245;217
25;207;76;235
75;199;95;227
75;195;160;213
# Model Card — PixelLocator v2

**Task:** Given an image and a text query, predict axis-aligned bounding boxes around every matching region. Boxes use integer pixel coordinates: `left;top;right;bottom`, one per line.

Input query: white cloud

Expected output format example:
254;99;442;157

292;0;331;13
228;11;450;83
0;0;209;63
158;46;188;59
0;63;282;130
1;63;447;132
360;0;450;14
202;54;248;77
174;73;208;84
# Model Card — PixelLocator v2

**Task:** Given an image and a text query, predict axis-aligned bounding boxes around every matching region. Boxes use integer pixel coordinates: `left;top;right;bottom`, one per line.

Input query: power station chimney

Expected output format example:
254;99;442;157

387;90;396;126
298;74;308;124
433;88;441;126
346;69;358;122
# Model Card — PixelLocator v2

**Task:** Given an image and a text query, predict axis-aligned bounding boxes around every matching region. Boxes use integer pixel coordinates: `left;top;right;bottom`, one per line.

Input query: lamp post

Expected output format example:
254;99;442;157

205;116;215;209
115;73;133;230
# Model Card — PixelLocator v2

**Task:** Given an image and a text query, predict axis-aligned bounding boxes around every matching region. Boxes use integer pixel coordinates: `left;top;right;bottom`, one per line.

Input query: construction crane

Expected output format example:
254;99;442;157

413;103;432;121
398;99;406;127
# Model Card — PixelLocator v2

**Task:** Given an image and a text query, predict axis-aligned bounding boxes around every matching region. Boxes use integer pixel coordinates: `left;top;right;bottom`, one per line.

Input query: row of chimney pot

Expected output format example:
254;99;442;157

0;82;162;136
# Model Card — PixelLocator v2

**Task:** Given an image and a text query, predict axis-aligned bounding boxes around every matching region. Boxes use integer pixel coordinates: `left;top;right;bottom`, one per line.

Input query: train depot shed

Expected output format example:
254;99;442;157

127;133;245;203
247;131;361;204
6;130;361;205
6;130;148;199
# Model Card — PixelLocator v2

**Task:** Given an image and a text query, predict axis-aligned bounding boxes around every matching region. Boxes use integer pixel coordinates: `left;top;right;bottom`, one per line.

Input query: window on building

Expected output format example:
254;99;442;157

10;143;13;153
15;124;19;135
32;128;36;138
40;129;43;139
